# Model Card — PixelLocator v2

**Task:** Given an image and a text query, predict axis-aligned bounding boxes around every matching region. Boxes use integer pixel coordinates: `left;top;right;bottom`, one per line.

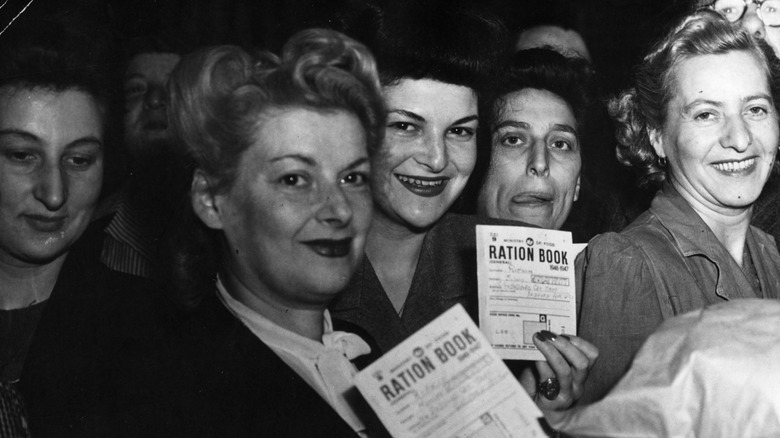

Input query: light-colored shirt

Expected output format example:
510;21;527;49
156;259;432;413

216;278;372;436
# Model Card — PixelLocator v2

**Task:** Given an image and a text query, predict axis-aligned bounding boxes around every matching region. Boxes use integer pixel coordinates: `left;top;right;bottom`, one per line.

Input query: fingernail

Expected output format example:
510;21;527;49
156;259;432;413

559;334;571;341
537;330;557;342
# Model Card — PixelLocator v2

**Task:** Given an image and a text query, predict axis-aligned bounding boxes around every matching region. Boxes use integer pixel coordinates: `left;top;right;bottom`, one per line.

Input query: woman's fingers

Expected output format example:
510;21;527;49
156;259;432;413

531;331;600;409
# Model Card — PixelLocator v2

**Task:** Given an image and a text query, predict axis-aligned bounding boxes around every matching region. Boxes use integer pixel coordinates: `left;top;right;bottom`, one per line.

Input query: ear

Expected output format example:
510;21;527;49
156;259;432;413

573;174;581;203
648;127;666;159
191;169;224;230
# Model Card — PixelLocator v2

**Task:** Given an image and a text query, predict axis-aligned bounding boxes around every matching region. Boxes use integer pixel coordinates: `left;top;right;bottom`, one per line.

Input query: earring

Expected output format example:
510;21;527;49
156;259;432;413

658;155;668;167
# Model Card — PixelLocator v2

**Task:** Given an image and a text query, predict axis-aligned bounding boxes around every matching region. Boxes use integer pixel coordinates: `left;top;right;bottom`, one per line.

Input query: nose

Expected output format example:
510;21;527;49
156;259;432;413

143;84;167;110
721;115;753;152
741;4;767;40
315;183;353;226
416;134;448;173
34;163;67;211
527;142;550;177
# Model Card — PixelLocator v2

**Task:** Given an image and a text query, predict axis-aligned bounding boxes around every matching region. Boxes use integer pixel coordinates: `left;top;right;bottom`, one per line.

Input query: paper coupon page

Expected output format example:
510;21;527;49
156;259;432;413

476;225;577;361
354;304;545;438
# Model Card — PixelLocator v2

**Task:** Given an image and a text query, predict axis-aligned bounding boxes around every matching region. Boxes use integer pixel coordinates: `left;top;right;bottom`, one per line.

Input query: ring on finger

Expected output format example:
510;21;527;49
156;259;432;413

538;377;560;400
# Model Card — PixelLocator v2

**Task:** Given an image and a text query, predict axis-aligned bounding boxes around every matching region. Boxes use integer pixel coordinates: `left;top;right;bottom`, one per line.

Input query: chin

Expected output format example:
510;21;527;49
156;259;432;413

17;244;70;265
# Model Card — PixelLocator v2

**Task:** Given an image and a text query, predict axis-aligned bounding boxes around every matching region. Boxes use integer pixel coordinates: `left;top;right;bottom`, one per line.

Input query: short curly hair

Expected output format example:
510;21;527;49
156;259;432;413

168;28;385;193
483;48;596;136
335;0;510;96
608;10;780;189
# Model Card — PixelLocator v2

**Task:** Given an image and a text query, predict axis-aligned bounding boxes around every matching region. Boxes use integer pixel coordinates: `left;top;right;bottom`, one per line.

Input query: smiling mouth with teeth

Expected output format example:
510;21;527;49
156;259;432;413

713;158;756;172
396;174;445;186
395;174;449;197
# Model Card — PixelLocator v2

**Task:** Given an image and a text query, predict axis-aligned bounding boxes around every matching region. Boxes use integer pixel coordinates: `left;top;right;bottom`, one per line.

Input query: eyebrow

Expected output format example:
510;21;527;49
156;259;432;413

0;129;103;149
553;123;578;135
493;120;530;133
344;156;369;170
682;99;722;114
388;111;479;126
388;109;425;122
743;93;774;103
453;115;479;125
492;120;578;136
269;155;370;171
682;94;774;114
124;73;147;82
270;154;317;165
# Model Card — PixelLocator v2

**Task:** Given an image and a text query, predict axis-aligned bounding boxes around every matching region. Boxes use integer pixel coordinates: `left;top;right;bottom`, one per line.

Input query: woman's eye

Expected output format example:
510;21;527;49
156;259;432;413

124;81;147;96
279;174;307;187
449;127;475;139
551;139;573;151
6;150;36;163
64;155;96;169
500;135;525;147
388;121;417;132
694;111;716;121
341;172;368;186
746;106;769;118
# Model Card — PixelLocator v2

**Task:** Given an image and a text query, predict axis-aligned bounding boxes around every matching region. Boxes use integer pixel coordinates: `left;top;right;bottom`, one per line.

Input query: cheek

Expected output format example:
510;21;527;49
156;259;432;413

551;156;582;198
451;142;477;177
374;138;405;173
489;158;520;194
348;190;374;231
123;100;143;122
68;168;103;208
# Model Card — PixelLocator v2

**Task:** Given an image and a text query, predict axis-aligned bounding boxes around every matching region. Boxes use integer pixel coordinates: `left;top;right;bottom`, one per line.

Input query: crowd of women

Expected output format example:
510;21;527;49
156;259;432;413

1;0;780;436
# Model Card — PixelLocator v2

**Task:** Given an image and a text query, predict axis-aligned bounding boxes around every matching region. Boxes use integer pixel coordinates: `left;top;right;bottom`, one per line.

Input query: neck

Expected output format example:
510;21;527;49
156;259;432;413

366;213;428;261
219;263;326;341
0;254;67;310
364;211;429;312
686;197;752;267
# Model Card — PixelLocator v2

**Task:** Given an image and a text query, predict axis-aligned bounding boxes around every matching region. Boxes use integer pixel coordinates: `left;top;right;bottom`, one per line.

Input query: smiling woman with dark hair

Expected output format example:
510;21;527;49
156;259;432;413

329;1;598;413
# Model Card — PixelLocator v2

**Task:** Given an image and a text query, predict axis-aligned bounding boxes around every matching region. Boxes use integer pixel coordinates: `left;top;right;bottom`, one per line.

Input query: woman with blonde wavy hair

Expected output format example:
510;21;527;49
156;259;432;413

577;10;780;405
159;28;387;436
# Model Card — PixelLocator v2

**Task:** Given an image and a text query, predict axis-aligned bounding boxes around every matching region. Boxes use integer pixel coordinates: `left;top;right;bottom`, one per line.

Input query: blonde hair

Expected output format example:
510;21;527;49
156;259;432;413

168;28;385;192
608;10;780;188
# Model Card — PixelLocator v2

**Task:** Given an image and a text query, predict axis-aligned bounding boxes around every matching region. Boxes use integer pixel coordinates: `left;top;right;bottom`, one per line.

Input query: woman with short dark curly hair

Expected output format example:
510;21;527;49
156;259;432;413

577;10;780;404
476;48;596;232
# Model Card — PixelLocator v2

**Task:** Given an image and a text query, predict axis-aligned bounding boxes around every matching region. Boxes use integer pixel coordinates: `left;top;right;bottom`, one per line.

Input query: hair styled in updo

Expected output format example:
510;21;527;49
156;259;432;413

608;10;780;189
168;28;385;193
163;29;384;308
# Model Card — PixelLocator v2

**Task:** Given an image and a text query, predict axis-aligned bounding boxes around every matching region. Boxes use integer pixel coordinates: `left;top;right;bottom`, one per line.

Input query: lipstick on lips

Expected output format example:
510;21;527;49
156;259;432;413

302;238;353;258
395;174;449;197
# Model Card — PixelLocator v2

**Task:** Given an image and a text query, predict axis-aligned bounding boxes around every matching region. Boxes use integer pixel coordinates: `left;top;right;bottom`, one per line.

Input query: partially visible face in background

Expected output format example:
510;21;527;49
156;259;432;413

705;0;780;55
123;52;181;162
515;25;592;61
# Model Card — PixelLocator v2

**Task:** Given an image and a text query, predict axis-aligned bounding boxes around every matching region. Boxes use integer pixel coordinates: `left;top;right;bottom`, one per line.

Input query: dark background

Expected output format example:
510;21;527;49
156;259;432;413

1;0;691;97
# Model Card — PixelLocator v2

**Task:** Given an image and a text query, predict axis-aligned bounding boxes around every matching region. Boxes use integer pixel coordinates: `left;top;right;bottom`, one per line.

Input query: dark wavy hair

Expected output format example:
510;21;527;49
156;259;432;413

336;0;510;95
483;48;595;135
164;28;385;308
463;48;596;213
608;10;780;189
0;18;116;121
